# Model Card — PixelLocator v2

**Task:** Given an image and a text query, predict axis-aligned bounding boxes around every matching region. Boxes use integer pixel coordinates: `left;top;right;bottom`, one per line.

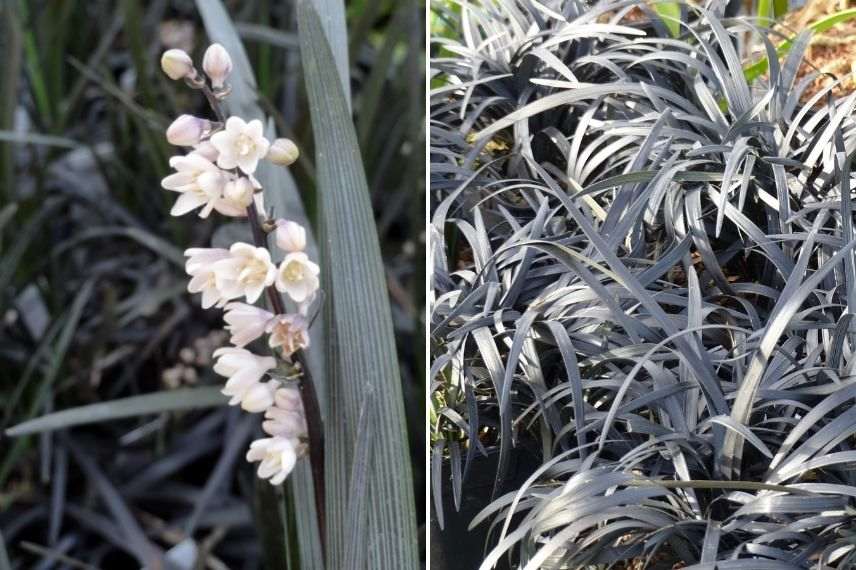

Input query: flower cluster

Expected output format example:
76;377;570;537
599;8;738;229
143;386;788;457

161;44;315;485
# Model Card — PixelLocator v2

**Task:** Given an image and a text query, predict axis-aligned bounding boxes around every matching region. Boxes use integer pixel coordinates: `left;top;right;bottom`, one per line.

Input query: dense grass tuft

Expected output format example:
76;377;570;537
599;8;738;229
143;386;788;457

431;1;856;567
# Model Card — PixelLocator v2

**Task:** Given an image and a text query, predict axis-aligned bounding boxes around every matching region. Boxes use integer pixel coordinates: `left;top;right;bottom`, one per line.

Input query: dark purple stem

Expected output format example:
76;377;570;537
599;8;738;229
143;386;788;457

197;81;326;558
247;202;326;557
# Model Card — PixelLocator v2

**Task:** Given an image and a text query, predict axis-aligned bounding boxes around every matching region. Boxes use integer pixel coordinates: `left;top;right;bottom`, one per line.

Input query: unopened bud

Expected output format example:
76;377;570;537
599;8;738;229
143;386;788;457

202;43;233;89
266;138;299;166
275;220;306;253
161;49;195;80
166;115;210;146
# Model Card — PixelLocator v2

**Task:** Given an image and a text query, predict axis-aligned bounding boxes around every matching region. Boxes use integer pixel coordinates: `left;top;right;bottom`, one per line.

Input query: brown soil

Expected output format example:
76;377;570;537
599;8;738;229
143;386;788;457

776;0;856;101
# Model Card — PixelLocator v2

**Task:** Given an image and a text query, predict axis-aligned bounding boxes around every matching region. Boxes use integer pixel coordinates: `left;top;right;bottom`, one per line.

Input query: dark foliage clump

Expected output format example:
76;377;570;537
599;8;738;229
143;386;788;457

431;1;856;567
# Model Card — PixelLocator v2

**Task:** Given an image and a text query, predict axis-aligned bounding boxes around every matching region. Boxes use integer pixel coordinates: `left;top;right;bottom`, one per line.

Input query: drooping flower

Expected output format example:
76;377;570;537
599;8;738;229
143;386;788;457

223;302;274;347
262;386;307;439
162;153;228;217
267;314;310;356
210;117;270;174
273;385;303;413
202;43;233;89
184;247;231;308
239;379;279;413
166;115;211;147
213;243;277;303
213;347;277;410
160;49;194;80
246;436;299;485
275;252;320;303
266;138;299;166
275;219;306;253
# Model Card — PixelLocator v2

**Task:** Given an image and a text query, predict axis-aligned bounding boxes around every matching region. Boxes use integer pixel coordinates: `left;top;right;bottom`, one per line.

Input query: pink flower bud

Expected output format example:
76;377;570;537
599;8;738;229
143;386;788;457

160;49;194;80
166;115;210;147
275;220;306;253
266;138;299;166
202;43;233;89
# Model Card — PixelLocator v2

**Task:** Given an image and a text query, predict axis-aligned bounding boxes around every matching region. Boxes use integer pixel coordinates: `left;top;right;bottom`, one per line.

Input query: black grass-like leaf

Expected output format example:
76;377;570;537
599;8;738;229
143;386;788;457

431;1;856;567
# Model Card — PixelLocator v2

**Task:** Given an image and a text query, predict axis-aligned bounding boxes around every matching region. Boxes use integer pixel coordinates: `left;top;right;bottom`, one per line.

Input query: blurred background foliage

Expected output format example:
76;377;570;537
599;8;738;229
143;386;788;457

0;0;424;567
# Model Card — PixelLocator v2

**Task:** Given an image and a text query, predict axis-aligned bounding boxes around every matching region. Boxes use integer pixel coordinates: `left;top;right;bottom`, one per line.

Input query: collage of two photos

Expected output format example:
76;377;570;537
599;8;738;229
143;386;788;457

3;0;856;568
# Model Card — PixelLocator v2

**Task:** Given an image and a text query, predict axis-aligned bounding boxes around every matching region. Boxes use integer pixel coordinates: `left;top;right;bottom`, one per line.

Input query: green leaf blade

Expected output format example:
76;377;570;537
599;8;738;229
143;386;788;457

652;2;681;38
5;387;227;437
298;1;419;567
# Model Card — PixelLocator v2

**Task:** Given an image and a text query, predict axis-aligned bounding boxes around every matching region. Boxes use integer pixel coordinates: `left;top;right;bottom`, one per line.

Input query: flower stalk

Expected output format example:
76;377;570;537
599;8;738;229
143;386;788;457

160;44;325;552
246;198;327;549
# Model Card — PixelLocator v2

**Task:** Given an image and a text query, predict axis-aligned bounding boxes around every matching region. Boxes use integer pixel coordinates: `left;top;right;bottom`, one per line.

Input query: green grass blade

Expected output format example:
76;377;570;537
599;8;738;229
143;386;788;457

0;199;62;313
288;464;325;570
0;130;80;148
5;387;227;437
0;203;17;233
0;3;22;204
757;0;773;24
235;22;299;49
254;482;291;570
298;1;419;567
744;8;856;82
309;0;350;109
17;1;53;128
652;1;681;37
0;529;12;570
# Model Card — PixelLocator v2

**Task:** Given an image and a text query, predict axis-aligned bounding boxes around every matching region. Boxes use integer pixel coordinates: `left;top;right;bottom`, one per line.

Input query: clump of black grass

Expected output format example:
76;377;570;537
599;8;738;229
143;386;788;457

431;1;856;567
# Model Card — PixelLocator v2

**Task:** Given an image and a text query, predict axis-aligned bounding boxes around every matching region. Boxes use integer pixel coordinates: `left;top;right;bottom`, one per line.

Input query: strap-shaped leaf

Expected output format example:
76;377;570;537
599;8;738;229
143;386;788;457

307;0;350;110
5;387;227;437
298;1;419;567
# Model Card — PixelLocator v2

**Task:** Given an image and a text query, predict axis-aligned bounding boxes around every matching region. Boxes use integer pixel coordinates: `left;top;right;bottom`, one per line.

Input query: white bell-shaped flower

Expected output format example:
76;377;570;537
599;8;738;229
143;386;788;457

263;407;306;439
214;176;255;216
262;386;307;439
193;140;219;162
213;347;277;409
210;117;270;175
274;252;320;303
240;379;279;413
273;385;303;412
274;219;306;253
246;436;299;485
213;243;276;304
184;247;231;308
223;302;274;347
266;314;310;357
162;153;227;218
